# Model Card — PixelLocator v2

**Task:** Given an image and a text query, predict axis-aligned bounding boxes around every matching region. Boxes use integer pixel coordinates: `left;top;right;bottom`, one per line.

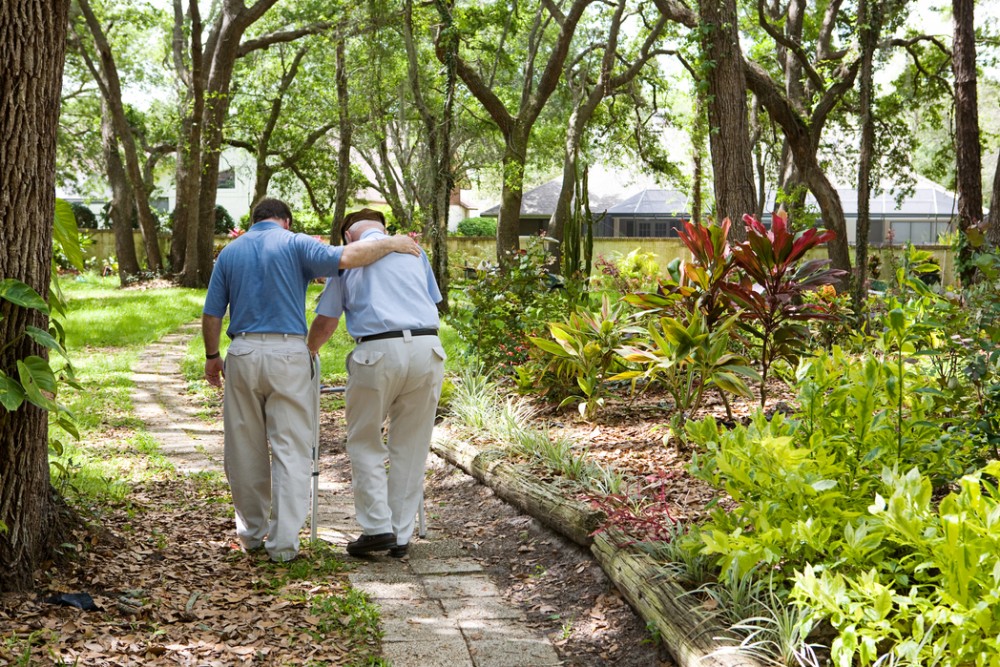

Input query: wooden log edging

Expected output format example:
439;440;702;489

431;430;764;667
591;528;762;667
430;433;605;547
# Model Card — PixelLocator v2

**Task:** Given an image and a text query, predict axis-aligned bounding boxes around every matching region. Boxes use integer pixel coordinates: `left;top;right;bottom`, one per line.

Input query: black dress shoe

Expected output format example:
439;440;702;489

388;543;409;558
346;532;397;556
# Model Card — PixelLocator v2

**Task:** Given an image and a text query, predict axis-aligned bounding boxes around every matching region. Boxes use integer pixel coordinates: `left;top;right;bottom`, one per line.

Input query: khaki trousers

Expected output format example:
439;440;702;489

222;333;315;561
345;335;446;546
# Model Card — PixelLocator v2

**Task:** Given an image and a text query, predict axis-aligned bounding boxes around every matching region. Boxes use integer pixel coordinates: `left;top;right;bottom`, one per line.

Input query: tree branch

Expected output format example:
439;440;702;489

237;22;333;57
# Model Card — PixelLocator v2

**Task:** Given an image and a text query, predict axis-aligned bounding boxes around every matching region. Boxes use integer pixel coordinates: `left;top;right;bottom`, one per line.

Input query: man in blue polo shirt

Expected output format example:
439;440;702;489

202;198;419;563
307;208;445;558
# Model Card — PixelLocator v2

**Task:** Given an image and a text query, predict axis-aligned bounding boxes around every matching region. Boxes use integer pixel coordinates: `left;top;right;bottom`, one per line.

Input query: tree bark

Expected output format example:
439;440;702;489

854;0;880;317
988;156;1000;247
699;0;756;242
952;0;983;283
332;33;352;239
0;0;69;592
100;101;142;281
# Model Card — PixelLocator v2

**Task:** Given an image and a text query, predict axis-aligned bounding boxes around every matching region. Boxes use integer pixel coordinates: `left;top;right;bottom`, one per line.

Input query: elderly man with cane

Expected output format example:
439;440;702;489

307;208;445;558
203;198;419;563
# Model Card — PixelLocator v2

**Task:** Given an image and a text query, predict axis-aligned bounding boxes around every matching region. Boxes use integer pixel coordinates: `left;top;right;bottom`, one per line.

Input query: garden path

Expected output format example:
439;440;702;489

130;323;563;667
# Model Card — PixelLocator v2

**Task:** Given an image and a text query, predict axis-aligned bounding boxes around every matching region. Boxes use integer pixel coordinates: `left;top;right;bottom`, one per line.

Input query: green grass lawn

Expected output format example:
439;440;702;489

53;274;208;498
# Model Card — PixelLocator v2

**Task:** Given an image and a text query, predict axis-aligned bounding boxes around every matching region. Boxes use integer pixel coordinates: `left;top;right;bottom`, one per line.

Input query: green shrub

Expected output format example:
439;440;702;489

456;216;497;237
591;249;661;296
214;204;235;234
525;295;631;420
293;210;333;237
71;203;99;229
446;236;568;373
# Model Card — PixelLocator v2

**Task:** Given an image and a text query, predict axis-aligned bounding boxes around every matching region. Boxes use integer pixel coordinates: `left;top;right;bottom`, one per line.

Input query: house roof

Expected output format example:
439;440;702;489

763;177;967;220
607;189;689;216
480;174;969;221
479;170;659;218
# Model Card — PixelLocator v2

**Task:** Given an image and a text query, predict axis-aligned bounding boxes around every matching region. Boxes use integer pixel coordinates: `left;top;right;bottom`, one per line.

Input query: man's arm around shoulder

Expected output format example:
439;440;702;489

339;234;419;269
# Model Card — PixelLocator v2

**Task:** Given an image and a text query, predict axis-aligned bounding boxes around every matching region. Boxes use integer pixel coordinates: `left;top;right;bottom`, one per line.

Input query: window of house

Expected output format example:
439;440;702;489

218;168;236;189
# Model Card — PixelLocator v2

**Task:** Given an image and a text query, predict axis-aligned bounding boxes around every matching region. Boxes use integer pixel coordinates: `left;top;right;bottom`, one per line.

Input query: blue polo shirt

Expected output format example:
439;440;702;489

314;229;441;338
204;221;344;339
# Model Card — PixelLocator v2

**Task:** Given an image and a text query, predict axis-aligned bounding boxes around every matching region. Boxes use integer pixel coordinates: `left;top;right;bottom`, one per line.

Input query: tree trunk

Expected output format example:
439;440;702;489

853;0;880;318
175;108;204;286
100;101;142;280
744;61;852;281
699;0;755;242
497;130;529;266
77;0;163;274
952;0;983;283
988;155;1000;246
0;0;69;592
332;34;351;239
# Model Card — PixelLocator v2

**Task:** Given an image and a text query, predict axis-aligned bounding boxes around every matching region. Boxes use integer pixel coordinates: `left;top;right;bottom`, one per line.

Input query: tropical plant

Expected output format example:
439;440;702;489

527;294;630;420
2;200;83;458
614;309;758;419
623;219;736;328
723;211;847;406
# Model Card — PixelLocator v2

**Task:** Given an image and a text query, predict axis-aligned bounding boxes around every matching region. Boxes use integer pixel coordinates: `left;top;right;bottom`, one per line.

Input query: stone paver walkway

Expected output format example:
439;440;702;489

131;324;562;667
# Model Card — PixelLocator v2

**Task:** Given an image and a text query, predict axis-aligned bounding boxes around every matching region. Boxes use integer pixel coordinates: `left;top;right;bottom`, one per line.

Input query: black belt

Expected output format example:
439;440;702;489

355;328;438;344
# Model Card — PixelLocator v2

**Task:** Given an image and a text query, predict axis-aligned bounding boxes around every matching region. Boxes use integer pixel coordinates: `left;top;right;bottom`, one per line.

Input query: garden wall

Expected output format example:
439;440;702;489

78;229;958;287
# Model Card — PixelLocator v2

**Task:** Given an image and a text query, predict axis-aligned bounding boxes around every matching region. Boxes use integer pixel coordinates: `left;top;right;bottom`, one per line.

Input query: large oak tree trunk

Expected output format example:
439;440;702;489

497;133;529;266
0;0;69;592
699;0;755;242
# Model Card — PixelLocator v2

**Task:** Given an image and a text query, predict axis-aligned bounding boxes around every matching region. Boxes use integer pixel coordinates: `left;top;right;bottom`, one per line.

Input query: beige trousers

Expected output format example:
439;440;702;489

344;335;446;546
222;333;315;561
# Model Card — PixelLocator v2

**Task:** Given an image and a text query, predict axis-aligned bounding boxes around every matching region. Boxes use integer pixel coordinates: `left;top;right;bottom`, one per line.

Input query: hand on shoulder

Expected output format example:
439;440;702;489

391;234;420;256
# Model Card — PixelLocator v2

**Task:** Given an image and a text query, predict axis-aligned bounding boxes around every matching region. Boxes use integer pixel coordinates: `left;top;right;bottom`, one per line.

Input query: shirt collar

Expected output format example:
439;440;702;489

359;228;386;241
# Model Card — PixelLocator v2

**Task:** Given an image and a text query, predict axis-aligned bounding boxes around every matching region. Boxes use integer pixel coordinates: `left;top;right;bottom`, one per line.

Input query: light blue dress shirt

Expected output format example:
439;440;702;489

204;221;344;338
314;229;441;338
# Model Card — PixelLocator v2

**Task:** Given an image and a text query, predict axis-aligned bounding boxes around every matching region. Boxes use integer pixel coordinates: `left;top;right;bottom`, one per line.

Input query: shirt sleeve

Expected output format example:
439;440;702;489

422;251;442;304
314;274;346;319
296;234;344;279
203;255;230;317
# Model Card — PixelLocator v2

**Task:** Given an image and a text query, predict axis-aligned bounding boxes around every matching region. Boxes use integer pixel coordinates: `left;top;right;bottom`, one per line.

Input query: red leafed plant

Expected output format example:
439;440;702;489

723;210;848;406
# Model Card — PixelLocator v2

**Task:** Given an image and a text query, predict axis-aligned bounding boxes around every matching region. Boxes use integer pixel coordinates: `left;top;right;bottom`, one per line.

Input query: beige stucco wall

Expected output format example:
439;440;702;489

78;230;957;287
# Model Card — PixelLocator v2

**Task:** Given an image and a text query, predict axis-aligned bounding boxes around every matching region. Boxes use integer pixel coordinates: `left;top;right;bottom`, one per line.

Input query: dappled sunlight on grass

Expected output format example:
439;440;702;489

49;276;210;500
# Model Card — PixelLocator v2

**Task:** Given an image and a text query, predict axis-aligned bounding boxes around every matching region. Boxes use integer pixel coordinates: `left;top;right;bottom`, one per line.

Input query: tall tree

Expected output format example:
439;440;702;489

442;0;599;265
0;0;70;592
406;0;458;309
99;99;143;280
75;0;165;273
854;0;882;316
952;0;983;282
171;0;332;287
698;0;755;241
547;0;670;267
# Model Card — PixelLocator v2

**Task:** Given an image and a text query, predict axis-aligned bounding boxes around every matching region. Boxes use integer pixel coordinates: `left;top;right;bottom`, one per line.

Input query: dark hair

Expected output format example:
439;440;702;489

340;208;386;243
252;198;293;226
